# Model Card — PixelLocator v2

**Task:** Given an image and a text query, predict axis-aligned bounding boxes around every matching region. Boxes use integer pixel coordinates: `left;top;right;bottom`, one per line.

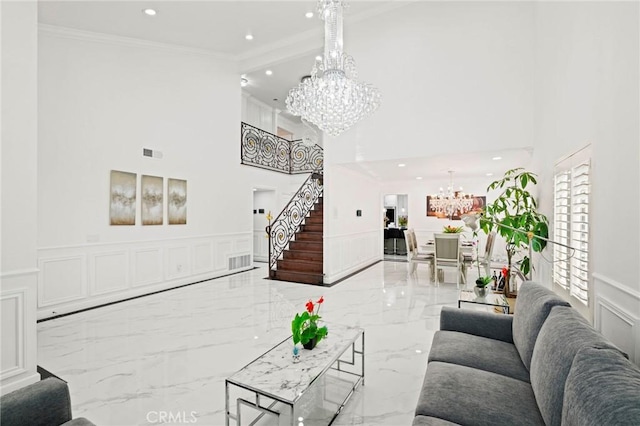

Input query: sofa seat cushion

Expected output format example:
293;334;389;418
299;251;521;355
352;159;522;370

415;362;545;426
428;331;530;383
530;306;625;426
562;347;640;426
512;282;570;371
413;415;461;425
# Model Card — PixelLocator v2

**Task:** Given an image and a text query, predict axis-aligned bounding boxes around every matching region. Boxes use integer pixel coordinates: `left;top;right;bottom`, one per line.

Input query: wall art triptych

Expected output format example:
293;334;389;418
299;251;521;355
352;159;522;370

109;170;187;226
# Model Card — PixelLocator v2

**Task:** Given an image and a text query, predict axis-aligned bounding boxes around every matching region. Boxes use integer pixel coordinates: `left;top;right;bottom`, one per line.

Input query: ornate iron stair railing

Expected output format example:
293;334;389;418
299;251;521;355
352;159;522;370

241;122;323;174
266;165;323;274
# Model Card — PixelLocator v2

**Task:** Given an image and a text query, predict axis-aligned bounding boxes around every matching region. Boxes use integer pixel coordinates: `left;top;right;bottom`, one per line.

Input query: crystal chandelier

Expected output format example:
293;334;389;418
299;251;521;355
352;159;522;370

285;0;381;137
430;171;474;218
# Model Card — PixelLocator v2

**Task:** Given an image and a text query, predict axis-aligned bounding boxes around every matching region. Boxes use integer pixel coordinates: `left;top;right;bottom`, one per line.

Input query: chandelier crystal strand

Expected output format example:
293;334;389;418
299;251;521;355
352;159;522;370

430;171;474;218
285;0;381;137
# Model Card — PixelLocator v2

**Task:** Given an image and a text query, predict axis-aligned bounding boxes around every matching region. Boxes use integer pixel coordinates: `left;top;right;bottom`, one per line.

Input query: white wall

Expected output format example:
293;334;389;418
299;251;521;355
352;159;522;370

328;1;535;164
532;2;640;364
323;164;381;283
1;0;41;394
36;27;255;319
241;92;275;134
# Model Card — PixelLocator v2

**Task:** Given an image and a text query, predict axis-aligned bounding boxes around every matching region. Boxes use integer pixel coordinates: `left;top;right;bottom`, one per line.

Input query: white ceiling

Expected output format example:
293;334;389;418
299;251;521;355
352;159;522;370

341;148;534;182
38;1;323;55
37;1;534;181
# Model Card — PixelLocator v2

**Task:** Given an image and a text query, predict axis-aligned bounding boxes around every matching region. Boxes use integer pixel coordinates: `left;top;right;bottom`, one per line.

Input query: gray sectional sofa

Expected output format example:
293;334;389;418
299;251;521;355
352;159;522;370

1;377;95;426
415;282;640;426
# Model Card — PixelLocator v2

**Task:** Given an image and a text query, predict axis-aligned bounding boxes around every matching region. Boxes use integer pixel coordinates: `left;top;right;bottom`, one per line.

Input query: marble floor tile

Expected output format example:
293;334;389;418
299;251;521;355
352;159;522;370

38;261;481;425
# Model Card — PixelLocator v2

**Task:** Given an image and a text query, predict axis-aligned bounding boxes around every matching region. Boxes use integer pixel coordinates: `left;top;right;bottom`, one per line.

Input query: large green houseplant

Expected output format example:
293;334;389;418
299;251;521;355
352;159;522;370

480;168;549;294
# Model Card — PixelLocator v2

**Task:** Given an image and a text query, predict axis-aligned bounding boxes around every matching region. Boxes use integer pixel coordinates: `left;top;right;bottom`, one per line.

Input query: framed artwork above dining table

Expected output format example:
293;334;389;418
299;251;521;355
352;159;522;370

426;195;486;220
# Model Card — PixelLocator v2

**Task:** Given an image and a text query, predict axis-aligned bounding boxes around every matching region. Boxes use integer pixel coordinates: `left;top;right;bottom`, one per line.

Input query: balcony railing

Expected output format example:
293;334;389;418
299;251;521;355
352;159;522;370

241;122;323;174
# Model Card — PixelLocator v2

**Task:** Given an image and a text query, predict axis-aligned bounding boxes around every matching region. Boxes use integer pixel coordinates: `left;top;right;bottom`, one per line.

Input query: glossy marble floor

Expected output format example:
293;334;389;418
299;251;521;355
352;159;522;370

38;261;480;426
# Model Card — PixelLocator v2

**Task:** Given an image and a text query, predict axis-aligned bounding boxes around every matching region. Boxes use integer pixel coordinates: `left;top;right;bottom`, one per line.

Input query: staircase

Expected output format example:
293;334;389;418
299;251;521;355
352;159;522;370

270;197;323;285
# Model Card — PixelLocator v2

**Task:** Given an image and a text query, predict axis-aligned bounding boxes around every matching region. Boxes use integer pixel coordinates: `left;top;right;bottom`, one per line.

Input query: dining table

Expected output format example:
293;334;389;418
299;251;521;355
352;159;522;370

420;240;474;256
420;239;474;284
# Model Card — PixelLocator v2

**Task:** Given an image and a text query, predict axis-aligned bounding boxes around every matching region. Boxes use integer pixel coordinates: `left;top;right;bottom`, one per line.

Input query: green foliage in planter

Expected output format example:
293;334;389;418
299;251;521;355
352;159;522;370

480;168;549;277
475;276;493;287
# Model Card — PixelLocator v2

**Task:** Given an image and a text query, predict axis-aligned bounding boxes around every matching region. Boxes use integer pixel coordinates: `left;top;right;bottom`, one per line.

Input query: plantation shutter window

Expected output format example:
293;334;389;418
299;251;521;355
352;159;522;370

553;146;591;306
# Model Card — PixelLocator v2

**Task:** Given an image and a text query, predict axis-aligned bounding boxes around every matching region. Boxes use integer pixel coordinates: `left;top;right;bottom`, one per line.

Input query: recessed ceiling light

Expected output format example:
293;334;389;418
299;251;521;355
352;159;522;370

315;55;322;61
416;349;423;354
416;177;423;180
486;172;494;176
142;8;156;16
398;163;406;167
305;12;314;18
265;70;273;76
240;78;248;87
492;156;502;160
245;34;254;41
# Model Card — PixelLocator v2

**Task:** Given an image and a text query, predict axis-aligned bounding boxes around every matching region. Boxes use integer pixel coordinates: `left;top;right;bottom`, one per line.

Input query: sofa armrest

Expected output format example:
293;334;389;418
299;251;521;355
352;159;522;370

440;306;514;343
1;377;72;426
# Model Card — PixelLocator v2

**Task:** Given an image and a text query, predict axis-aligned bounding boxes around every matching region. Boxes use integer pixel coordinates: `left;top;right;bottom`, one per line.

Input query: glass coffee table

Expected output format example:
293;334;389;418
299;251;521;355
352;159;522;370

458;289;511;314
225;324;364;426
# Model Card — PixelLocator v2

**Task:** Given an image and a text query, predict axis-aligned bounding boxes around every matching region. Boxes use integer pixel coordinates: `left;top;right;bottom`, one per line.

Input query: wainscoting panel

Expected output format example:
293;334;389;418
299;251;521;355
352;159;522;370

37;233;252;319
253;230;268;262
132;248;163;287
90;251;128;296
38;255;86;307
214;241;233;271
192;242;214;275
235;237;251;253
166;246;190;280
1;291;24;380
593;273;640;366
0;272;39;395
324;230;381;284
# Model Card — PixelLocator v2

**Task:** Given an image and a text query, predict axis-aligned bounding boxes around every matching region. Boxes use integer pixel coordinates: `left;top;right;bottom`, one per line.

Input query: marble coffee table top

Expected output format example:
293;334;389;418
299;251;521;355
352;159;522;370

227;323;363;404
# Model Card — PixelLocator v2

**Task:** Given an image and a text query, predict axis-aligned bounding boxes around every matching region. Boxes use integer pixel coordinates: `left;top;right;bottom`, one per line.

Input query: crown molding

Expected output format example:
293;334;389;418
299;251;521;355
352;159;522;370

38;24;234;60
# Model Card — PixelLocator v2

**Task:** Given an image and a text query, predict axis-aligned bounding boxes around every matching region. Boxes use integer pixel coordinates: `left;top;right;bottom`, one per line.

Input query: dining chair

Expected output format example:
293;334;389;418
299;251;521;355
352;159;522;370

478;231;496;277
434;233;465;287
404;230;434;276
409;228;430;256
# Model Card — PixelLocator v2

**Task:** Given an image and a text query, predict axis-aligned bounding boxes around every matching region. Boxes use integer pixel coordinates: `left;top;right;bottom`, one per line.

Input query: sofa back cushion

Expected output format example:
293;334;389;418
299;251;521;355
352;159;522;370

0;377;72;426
512;282;570;370
562;346;640;426
530;306;623;426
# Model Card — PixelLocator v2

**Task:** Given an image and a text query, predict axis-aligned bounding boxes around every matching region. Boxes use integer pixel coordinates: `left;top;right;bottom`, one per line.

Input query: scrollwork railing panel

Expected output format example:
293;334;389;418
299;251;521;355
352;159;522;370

241;122;290;173
241;122;323;174
268;168;323;270
291;140;324;174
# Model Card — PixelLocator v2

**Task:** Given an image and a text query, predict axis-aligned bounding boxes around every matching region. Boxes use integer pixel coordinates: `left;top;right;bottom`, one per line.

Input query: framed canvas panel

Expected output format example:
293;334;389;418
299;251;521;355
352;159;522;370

141;175;163;225
168;178;187;225
426;195;486;220
451;195;486;220
109;170;137;225
426;196;447;219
